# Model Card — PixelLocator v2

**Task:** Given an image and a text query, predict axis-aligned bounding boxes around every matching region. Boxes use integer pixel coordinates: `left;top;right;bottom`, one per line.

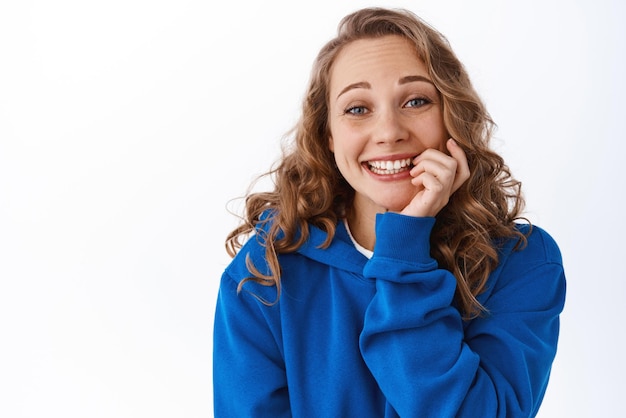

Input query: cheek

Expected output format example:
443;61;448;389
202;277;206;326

419;113;448;149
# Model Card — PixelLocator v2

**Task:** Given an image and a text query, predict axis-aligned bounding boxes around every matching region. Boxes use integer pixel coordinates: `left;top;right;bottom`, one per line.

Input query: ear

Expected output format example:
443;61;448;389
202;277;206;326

328;135;334;152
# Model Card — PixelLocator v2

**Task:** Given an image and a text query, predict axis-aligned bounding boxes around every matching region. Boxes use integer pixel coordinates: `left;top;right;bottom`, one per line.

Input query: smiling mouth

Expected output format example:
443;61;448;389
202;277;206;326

366;157;414;175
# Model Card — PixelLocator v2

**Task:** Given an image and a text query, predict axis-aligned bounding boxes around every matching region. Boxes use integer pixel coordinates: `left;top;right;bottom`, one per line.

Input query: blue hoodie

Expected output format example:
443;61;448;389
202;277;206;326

213;213;566;417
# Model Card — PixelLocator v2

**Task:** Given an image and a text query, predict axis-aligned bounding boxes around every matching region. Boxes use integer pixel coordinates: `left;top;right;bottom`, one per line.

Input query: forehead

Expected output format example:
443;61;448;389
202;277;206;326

329;35;428;91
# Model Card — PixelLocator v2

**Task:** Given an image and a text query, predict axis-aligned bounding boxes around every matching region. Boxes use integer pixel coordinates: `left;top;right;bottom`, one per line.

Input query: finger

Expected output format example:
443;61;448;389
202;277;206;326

412;147;456;167
405;172;449;217
412;171;445;194
411;154;457;186
446;139;470;192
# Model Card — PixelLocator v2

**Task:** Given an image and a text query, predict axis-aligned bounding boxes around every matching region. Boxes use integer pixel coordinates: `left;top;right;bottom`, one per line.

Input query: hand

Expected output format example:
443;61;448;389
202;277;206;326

400;138;470;218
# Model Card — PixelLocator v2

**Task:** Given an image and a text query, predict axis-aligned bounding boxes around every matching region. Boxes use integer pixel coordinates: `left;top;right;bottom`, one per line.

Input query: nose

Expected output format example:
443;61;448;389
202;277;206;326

373;107;408;145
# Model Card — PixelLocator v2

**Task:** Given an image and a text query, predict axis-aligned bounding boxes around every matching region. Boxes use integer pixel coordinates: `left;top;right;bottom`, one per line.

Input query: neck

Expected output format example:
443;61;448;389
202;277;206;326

346;206;378;252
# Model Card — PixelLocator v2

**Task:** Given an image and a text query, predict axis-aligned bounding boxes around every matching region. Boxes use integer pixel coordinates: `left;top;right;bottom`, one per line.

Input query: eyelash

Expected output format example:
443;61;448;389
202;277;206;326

405;97;431;108
344;96;432;115
345;105;367;115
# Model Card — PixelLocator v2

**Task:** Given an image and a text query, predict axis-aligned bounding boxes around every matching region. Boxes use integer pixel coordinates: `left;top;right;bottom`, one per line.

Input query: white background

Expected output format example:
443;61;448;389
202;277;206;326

1;0;624;416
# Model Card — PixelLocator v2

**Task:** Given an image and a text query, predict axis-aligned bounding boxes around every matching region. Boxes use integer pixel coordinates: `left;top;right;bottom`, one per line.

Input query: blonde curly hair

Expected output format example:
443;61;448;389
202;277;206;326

226;7;527;319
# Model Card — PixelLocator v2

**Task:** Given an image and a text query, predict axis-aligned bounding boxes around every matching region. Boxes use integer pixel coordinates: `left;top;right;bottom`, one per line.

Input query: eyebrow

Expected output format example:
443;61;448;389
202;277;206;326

336;82;371;99
399;75;434;86
336;75;435;99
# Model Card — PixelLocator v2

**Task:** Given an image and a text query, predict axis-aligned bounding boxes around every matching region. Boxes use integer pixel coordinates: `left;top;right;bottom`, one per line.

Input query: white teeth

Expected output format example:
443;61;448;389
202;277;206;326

368;158;412;175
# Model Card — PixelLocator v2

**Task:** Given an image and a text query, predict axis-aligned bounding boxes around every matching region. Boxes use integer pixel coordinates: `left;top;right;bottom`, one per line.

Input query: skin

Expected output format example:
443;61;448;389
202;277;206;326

327;35;470;250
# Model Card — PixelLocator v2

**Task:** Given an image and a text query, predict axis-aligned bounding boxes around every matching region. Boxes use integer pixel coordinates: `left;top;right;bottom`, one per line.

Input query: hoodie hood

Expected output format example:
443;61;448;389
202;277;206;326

294;219;368;275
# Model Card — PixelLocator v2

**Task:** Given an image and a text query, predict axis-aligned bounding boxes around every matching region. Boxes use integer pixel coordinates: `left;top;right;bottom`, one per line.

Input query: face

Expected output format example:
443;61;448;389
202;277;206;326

328;35;448;217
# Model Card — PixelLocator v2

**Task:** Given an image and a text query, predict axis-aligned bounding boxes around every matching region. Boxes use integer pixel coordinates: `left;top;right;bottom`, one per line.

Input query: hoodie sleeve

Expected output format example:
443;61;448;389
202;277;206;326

359;213;566;418
213;272;290;417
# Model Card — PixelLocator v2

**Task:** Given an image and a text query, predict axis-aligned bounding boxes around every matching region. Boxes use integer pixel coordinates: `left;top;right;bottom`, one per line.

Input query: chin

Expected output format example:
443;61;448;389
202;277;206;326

354;187;416;215
376;197;413;213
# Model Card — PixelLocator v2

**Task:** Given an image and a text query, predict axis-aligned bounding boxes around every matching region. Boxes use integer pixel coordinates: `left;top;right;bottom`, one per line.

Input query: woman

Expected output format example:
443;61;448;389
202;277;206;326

213;7;566;417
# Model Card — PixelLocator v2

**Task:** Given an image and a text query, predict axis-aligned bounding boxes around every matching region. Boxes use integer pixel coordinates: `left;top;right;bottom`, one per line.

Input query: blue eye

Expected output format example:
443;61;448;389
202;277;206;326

346;106;367;115
405;97;430;108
